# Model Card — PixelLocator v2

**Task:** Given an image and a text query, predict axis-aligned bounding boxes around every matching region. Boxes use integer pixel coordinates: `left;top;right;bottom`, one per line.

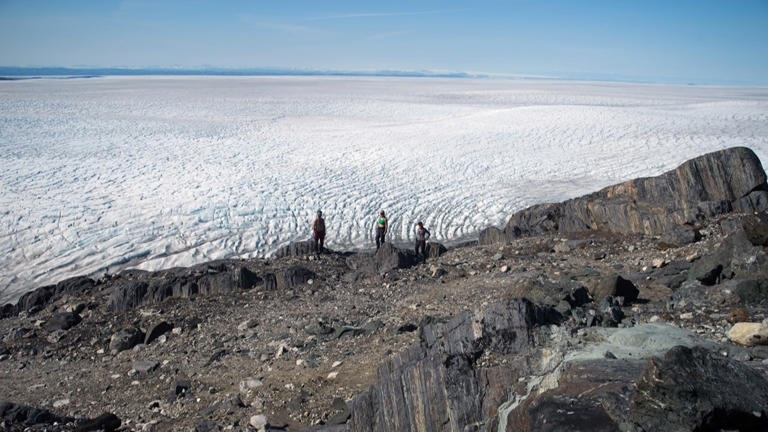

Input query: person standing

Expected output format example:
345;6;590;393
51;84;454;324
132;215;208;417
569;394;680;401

374;210;388;250
414;221;431;258
312;210;326;253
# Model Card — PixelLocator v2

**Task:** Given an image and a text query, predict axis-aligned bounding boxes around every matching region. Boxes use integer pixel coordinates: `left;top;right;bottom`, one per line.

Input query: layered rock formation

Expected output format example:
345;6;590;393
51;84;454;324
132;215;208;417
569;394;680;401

481;147;768;244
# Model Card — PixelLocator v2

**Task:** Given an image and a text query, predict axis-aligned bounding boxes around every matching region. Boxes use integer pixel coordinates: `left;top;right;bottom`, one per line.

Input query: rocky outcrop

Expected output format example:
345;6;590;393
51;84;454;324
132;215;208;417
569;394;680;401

480;147;768;244
627;345;768;431
2;276;95;318
0;401;74;428
504;345;768;431
345;298;559;432
107;262;262;312
275;240;316;258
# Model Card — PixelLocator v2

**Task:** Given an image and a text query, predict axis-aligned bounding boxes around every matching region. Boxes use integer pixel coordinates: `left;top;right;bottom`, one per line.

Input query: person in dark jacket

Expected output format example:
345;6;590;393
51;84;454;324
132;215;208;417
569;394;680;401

312;210;326;253
414;221;431;258
374;210;388;250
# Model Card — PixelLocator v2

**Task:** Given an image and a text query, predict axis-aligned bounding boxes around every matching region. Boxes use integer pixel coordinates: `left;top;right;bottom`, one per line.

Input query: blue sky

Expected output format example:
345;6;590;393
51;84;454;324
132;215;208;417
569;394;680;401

0;0;766;84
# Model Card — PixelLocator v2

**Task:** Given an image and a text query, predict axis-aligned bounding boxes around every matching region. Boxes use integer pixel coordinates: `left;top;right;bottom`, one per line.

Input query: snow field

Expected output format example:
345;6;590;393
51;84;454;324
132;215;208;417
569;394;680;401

1;76;767;302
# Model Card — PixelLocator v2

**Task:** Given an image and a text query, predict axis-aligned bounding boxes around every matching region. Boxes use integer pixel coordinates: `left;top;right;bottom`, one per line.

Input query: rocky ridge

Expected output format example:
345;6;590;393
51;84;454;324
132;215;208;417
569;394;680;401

1;146;768;431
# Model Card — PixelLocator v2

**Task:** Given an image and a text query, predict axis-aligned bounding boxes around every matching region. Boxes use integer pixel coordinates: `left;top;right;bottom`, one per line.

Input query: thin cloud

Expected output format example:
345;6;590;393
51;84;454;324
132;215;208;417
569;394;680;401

303;9;465;22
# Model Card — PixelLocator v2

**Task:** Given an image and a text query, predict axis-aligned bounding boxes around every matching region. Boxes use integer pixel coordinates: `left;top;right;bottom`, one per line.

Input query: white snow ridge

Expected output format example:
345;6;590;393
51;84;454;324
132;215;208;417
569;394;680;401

1;76;768;302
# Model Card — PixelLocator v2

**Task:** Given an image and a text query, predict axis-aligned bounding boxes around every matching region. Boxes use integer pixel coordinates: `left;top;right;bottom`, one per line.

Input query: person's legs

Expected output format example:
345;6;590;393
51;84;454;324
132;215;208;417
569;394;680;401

314;236;320;253
319;234;325;252
376;229;384;249
417;240;426;257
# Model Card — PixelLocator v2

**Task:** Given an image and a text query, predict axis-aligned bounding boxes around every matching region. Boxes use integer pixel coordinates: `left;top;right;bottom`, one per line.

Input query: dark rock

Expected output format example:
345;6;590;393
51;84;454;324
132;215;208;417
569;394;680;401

689;231;768;285
564;285;592;308
362;320;385;335
132;360;158;373
733;279;768;305
108;281;149;312
144;321;173;345
427;242;448;258
374;243;418;274
394;323;418;334
592;275;639;304
263;273;277;291
0;401;74;426
195;420;221;432
628;345;768;431
347;298;557;431
237;266;262;290
326;397;351;425
599;296;624;327
722;211;768;246
44;312;81;332
76;412;121;432
275;240;315;258
478;226;508;245
6;276;96;318
334;326;365;339
206;349;228;365
505;358;646;431
281;266;315;290
109;328;145;353
107;263;262;312
169;380;191;402
1;303;16;319
488;147;767;240
659;225;699;247
305;321;334;336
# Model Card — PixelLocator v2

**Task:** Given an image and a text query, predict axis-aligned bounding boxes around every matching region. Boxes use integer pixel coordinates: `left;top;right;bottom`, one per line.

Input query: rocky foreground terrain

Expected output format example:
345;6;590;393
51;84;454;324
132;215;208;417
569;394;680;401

2;146;768;432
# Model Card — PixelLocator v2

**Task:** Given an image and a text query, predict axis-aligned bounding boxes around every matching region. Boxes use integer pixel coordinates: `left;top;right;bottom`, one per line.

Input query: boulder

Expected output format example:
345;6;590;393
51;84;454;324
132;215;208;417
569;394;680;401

374;243;418;274
732;279;768;305
44;312;82;332
591;274;639;304
109;328;145;353
727;322;768;346
689;231;768;285
427;242;447;258
144;321;173;345
721;211;768;246
659;225;699;247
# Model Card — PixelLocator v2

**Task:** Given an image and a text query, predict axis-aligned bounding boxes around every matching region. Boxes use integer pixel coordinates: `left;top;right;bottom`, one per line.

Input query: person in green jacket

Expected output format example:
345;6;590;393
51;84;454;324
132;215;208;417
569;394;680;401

374;210;388;250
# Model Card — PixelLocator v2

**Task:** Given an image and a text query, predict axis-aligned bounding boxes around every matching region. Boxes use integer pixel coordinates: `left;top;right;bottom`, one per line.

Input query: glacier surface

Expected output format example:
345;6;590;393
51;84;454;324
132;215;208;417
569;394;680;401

1;76;767;302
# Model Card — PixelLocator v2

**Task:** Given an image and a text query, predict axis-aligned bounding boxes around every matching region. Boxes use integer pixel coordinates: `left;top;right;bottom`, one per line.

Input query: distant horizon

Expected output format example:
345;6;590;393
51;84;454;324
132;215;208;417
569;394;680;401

0;66;765;87
1;1;766;86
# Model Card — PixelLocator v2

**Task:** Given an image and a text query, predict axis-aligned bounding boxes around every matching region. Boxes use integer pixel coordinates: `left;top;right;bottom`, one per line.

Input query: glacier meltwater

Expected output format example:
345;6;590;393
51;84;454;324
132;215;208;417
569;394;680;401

1;76;768;302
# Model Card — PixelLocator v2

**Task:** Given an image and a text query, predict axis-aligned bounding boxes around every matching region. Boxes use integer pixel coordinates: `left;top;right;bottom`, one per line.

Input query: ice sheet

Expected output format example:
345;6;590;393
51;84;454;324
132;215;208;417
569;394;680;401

1;76;767;302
